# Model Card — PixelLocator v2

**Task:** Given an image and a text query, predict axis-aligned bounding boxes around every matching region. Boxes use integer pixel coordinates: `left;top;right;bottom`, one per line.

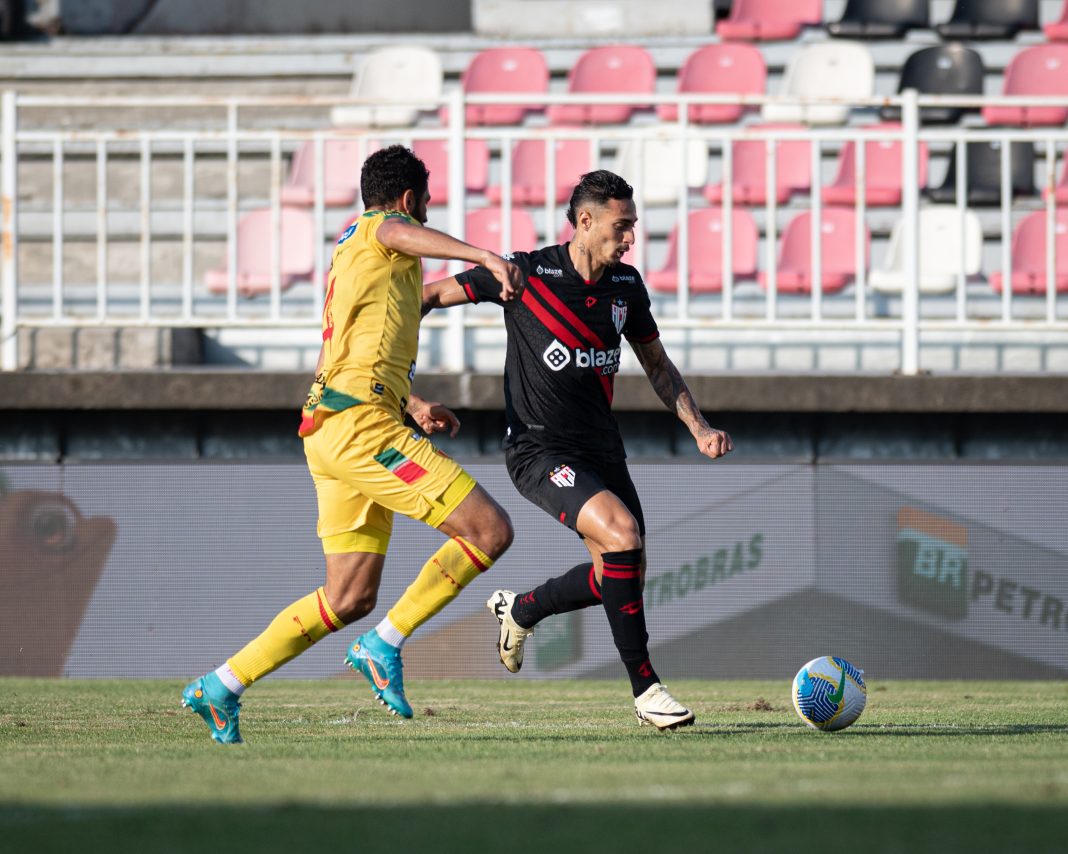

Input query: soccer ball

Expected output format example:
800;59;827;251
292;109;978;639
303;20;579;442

791;656;867;732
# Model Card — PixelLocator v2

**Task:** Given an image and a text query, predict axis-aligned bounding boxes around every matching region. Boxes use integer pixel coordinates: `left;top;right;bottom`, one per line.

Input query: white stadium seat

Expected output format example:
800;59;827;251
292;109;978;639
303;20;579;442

330;46;443;128
613;138;709;205
761;41;874;126
869;206;983;295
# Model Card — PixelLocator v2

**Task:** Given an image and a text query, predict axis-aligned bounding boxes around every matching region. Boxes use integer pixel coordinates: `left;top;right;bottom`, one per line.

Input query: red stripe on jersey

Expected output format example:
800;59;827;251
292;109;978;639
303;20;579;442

460;280;478;303
521;289;583;348
602;567;640;579
600;374;614;405
626;330;660;345
526;276;606;349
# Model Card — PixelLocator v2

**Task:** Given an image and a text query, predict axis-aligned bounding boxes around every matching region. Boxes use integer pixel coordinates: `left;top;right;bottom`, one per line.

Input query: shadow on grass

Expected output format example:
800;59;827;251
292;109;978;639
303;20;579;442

2;804;1067;854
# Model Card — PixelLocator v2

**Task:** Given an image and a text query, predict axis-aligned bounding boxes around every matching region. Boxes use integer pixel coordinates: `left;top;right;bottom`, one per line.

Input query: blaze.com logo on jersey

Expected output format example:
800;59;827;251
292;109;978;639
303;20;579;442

542;339;621;374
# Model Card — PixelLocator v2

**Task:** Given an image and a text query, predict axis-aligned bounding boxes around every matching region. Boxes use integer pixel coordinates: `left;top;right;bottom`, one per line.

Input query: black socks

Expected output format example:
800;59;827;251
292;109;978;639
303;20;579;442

510;562;601;629
599;548;659;697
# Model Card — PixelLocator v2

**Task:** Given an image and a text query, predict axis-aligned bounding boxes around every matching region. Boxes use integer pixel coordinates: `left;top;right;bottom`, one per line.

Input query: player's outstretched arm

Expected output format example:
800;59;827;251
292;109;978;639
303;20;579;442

377;219;523;299
407;393;461;438
631;337;733;460
421;277;471;316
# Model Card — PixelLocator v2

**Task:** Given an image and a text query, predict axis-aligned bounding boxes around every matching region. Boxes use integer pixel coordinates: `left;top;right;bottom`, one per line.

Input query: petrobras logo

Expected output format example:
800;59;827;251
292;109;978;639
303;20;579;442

611;273;635;283
536;264;563;277
337;222;357;245
543;339;570;371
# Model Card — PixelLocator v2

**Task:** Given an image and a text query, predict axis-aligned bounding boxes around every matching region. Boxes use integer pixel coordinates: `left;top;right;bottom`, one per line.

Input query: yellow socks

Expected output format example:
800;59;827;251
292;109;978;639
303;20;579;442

226;587;343;687
386;536;494;637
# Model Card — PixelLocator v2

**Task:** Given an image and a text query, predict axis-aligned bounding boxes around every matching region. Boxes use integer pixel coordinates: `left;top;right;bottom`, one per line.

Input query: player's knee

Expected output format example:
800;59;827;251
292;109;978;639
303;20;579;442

476;507;513;560
330;588;378;623
602;517;642;553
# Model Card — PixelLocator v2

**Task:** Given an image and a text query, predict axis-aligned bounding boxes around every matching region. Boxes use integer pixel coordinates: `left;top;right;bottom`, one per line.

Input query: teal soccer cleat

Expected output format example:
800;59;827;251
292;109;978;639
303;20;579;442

345;629;414;718
181;672;244;744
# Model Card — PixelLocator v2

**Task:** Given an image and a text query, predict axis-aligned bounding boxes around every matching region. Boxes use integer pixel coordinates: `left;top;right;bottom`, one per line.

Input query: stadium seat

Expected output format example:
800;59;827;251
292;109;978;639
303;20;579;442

761;41;874;126
487;138;593;206
465;207;539;262
879;44;985;126
1047;0;1068;40
827;0;929;39
657;43;766;125
330;46;443;128
761;209;869;294
869;206;983;294
989;211;1068;295
280;139;363;207
205;207;315;296
647;208;759;294
927;141;1036;206
546;45;656;125
936;0;1039;40
411;138;490;205
454;47;549;126
981;45;1068;128
704;124;810;206
822;124;929;207
716;0;822;41
613;139;709;205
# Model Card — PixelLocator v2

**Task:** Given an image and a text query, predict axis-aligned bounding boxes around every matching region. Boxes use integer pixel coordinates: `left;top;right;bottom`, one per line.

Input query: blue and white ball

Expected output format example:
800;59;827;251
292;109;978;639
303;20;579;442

791;656;867;732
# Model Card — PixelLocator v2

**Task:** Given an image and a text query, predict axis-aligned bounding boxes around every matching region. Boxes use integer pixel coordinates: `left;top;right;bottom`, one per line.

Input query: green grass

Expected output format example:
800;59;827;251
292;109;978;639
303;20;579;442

3;678;1068;853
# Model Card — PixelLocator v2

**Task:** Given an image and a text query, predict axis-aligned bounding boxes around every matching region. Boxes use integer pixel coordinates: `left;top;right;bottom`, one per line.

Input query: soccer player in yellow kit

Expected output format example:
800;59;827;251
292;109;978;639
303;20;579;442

182;145;523;743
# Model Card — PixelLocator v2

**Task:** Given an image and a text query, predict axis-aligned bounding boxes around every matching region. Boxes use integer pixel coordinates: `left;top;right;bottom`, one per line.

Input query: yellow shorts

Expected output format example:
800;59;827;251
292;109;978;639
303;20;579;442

303;404;476;555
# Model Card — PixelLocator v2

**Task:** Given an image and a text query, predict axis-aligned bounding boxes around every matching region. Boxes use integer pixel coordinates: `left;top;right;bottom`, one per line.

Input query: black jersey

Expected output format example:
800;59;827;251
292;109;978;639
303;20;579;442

455;242;659;461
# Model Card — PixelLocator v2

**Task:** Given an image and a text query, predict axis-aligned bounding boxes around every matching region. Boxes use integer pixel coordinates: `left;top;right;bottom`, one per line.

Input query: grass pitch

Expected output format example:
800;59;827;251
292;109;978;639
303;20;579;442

2;678;1067;853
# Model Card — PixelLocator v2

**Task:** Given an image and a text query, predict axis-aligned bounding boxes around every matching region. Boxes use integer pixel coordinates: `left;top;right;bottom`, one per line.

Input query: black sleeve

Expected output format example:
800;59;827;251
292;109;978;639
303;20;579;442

455;252;531;306
624;278;660;344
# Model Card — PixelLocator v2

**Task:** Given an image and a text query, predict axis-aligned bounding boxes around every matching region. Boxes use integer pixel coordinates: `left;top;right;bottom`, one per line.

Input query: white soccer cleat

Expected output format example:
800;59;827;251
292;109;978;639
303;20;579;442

486;590;534;674
634;683;696;731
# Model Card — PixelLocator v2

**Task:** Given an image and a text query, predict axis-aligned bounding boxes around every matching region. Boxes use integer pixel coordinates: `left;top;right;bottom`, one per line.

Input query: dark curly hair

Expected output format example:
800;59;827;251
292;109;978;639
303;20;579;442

360;145;430;209
566;170;634;227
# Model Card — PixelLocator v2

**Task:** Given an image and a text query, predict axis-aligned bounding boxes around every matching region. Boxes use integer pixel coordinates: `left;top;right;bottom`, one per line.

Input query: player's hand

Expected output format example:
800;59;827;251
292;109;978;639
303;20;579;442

410;400;461;438
695;427;733;460
482;252;524;302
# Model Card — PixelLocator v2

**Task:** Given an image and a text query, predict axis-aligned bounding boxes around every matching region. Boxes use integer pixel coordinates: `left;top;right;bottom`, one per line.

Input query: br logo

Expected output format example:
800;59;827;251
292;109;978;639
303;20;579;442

895;506;968;620
0;474;116;675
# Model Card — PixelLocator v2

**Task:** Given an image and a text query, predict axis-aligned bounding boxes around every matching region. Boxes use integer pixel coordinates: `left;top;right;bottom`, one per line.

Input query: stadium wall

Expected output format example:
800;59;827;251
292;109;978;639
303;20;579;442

2;459;1066;682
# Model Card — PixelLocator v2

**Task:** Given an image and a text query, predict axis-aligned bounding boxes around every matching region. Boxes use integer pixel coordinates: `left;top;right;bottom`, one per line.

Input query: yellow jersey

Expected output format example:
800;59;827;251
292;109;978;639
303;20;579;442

300;210;423;437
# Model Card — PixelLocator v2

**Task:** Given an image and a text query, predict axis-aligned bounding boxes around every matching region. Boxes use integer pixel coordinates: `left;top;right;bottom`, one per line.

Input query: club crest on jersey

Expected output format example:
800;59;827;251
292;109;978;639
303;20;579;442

549;465;576;488
543;339;571;371
611;298;628;334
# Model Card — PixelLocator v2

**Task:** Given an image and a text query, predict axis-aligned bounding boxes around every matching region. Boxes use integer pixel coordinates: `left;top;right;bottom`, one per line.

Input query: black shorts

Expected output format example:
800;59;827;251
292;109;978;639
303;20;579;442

505;443;645;537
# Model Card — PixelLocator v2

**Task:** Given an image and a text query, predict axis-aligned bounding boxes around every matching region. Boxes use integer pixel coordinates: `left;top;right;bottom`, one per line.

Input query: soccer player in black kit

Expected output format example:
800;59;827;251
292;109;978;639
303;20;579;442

422;171;733;729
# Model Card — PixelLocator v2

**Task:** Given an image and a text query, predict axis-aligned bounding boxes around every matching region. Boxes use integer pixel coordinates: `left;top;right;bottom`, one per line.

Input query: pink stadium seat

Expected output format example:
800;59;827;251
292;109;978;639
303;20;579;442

454;47;549;125
1050;158;1068;205
704;124;810;206
647;209;759;294
657;43;766;124
280;139;363;207
1047;0;1068;40
981;44;1068;127
411;138;491;205
822;124;929;207
989;210;1068;295
547;45;656;125
717;0;822;41
205;207;315;296
761;209;870;294
464;207;539;267
558;220;636;265
488;138;593;205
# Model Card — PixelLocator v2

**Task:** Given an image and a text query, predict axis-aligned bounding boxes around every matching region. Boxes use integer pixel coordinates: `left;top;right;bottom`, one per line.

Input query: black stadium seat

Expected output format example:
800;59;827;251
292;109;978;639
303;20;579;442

935;0;1039;40
880;44;985;126
927;141;1036;206
827;0;929;39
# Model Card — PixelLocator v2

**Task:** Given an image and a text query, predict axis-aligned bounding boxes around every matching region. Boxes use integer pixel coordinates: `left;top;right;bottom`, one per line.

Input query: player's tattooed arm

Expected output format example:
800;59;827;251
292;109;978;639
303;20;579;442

631;337;733;460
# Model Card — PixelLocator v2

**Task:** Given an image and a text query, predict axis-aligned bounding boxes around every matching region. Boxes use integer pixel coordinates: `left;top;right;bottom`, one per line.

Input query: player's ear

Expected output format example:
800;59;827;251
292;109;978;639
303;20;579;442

578;208;592;232
400;188;416;215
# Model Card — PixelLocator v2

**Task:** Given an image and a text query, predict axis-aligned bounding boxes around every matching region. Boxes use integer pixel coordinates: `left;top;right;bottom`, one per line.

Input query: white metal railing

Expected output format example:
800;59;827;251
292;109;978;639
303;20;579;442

3;88;1068;372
